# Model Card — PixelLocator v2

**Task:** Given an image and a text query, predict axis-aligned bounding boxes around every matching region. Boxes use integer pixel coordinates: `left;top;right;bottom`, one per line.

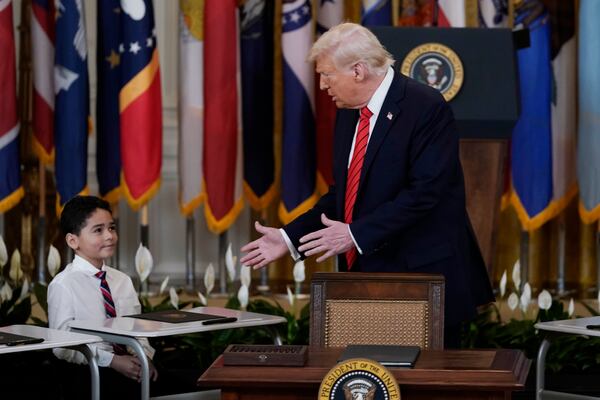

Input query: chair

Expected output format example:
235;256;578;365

310;272;445;350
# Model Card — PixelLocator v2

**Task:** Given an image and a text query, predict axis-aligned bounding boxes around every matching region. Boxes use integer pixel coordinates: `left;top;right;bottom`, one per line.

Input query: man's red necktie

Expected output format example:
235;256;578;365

344;106;373;269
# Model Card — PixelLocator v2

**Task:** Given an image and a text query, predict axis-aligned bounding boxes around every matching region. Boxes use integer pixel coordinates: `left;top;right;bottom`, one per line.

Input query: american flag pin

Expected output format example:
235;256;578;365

386;112;393;120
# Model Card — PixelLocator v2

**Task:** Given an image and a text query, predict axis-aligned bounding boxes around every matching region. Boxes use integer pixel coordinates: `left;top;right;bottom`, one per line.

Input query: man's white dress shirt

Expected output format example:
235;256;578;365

281;66;395;260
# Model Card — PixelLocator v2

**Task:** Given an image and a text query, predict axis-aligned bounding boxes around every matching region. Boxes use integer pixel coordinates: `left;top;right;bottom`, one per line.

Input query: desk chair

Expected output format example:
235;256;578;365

310;272;445;350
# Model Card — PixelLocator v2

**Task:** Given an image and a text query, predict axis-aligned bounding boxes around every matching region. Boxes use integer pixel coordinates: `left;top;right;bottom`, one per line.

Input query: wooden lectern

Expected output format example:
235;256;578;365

198;347;530;399
372;27;519;277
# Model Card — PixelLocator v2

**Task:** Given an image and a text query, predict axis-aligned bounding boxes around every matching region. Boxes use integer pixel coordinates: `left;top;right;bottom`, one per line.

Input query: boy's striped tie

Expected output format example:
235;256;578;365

95;270;127;354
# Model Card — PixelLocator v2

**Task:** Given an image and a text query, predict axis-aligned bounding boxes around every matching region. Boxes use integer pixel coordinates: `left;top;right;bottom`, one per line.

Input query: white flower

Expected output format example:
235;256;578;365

293;260;306;283
512;259;521;290
499;270;507;298
197;291;207;306
507;292;519;311
0;235;7;267
169;287;179;310
286;286;295;308
159;276;170;295
9;250;22;282
240;266;251;288
225;243;236;282
134;244;153;283
47;245;61;278
237;285;249;309
520;283;531;312
537;289;552;310
0;283;13;302
568;298;575;317
204;263;215;295
19;279;29;301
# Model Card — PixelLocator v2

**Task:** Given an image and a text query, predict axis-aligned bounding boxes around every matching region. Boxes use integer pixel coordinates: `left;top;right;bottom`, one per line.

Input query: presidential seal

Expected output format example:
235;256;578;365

319;358;401;400
400;43;464;101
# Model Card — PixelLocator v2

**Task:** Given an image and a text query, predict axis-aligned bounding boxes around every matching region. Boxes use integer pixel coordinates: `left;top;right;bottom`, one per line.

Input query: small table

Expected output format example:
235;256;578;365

535;317;600;400
198;347;530;399
0;324;103;400
70;306;287;400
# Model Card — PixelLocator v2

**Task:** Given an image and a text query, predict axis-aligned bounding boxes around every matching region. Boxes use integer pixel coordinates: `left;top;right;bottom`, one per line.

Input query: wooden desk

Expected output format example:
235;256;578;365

197;347;530;400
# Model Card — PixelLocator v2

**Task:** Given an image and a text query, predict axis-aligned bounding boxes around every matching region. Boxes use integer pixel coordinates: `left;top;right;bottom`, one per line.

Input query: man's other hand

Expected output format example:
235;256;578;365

298;214;354;262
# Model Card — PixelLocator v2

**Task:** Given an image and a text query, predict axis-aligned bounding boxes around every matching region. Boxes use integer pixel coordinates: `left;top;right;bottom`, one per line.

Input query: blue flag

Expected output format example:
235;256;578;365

361;0;391;26
241;0;275;211
280;0;317;224
510;11;553;230
54;0;89;211
578;0;600;223
96;0;122;204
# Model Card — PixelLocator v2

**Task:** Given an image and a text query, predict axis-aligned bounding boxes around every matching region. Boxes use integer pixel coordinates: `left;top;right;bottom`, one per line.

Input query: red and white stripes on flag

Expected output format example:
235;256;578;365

203;0;244;233
31;0;55;164
438;0;465;27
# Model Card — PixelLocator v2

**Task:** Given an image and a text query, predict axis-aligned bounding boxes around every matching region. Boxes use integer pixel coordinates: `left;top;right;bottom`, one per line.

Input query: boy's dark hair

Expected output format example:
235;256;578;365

60;195;112;235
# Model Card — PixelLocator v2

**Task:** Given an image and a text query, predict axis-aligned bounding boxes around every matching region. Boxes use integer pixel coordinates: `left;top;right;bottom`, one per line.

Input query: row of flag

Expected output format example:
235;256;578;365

1;0;599;237
29;0;162;213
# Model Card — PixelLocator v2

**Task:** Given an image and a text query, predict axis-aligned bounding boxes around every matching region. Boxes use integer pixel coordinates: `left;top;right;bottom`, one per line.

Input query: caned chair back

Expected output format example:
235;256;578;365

310;272;445;350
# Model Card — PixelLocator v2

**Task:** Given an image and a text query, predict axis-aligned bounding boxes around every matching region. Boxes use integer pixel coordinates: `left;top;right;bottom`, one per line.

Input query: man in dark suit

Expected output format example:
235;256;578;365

241;22;494;347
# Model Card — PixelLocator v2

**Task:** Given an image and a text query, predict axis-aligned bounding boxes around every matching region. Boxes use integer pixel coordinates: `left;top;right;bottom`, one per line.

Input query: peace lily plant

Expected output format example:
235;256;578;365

462;258;600;373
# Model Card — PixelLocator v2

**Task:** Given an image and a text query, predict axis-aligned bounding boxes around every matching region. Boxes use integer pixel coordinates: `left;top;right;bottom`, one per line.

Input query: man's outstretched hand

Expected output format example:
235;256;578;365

297;214;354;262
240;221;289;270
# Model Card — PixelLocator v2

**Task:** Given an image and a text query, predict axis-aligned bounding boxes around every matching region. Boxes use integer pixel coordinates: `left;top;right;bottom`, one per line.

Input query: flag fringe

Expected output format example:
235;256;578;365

0;186;24;213
278;189;320;225
121;174;161;212
102;186;122;206
510;184;578;231
56;186;90;216
179;192;205;217
243;181;277;211
204;195;244;235
579;198;600;225
31;136;54;165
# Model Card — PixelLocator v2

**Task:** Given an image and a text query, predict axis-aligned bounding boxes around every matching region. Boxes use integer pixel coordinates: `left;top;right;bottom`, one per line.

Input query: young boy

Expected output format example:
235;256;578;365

48;195;158;398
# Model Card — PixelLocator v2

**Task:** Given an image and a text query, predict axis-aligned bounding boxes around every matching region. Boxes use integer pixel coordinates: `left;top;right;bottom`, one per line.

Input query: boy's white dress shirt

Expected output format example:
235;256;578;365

48;255;155;367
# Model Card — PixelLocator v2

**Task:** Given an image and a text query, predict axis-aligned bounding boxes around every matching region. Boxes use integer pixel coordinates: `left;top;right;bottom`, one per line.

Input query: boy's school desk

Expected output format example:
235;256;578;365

70;306;287;400
0;324;103;400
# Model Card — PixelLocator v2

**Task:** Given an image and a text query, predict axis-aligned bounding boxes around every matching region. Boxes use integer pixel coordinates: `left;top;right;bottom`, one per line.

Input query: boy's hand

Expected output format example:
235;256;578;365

148;358;159;382
110;354;141;381
110;354;159;382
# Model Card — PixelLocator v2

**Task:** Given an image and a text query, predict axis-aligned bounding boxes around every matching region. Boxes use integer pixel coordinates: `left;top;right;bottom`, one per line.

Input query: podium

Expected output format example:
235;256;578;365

372;27;519;276
198;347;530;399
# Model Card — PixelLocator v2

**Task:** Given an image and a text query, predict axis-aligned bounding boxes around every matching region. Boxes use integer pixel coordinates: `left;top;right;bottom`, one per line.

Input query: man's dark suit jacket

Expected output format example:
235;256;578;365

284;69;494;326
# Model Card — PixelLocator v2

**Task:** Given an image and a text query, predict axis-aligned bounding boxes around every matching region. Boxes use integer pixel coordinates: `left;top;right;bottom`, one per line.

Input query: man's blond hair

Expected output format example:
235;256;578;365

308;22;394;76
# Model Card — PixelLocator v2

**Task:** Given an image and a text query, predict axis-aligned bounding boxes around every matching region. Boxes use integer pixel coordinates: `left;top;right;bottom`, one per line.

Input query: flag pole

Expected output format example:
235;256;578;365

219;231;228;294
111;204;120;269
140;205;149;292
556;213;566;296
257;209;270;292
185;215;196;290
36;160;47;283
519;230;529;291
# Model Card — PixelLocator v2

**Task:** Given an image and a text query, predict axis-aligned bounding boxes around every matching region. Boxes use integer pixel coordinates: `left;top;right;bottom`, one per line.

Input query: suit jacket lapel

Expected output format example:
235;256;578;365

356;71;406;197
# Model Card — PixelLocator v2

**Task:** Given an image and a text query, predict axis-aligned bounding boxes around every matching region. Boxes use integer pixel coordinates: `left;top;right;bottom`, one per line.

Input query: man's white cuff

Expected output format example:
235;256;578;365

279;228;301;261
348;225;363;255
